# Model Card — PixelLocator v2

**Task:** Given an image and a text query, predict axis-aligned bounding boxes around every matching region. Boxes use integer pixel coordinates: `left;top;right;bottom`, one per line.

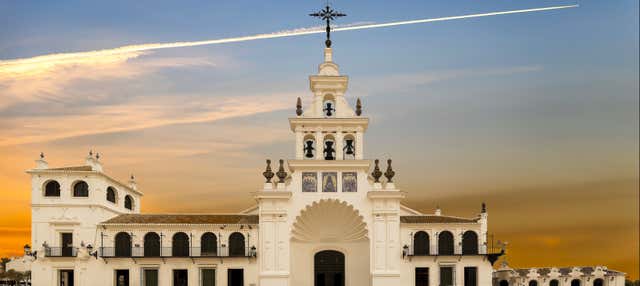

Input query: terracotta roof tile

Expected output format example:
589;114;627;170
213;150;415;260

400;215;478;224
102;214;259;225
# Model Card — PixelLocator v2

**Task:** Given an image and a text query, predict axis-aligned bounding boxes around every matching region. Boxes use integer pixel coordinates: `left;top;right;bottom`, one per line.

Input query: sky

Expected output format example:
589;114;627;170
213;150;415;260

0;0;638;279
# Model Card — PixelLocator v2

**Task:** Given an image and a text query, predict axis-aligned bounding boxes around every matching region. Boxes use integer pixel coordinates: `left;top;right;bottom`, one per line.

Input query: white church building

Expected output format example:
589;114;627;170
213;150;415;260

26;43;505;286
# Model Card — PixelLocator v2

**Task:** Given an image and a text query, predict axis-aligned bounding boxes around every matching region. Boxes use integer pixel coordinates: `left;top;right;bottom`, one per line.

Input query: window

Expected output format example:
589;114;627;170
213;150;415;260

500;280;509;286
142;269;158;286
72;181;89;197
415;268;429;286
322;172;337;192
550;280;559;286
201;268;216;286
438;231;454;255
44;180;61;197
172;232;190;257
106;187;117;203
59;270;75;286
227;269;244;286
440;266;454;286
529;280;538;286
464;267;477;286
462;231;478;254
124;195;133;210
173;270;188;286
228;232;245;257
302;172;318;192
144;232;160;257
594;279;604;286
115;232;132;257
201;232;218;257
413;231;430;256
572;279;581;286
115;270;130;286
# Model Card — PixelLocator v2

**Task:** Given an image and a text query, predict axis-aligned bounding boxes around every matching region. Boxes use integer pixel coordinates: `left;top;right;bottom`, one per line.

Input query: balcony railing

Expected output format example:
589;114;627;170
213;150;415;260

44;247;78;257
99;247;256;258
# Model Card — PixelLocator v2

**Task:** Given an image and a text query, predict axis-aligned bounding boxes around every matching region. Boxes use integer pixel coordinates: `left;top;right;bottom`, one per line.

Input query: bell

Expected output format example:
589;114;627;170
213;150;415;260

304;140;315;158
323;102;335;117
344;139;355;155
323;141;336;160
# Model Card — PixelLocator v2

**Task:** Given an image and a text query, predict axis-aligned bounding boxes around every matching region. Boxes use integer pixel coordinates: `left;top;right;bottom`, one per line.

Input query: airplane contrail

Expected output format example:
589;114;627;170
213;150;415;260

0;5;577;76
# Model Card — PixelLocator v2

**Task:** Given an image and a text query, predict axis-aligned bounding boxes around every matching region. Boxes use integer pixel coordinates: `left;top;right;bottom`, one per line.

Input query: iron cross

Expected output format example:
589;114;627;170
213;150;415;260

310;5;346;48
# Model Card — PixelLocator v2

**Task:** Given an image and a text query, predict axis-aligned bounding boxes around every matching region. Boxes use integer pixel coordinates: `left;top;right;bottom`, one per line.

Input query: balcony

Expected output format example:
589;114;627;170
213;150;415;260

99;246;256;258
44;247;78;257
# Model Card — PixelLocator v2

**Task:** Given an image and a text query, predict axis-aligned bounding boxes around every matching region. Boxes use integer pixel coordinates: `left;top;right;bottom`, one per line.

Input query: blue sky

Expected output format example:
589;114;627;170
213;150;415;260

1;0;638;277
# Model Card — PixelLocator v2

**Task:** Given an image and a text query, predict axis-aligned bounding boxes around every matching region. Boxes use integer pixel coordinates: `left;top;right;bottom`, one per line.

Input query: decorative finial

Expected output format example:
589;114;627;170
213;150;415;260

276;159;287;183
384;159;395;182
296;97;303;116
355;98;362;116
89;150;93;156
96;153;100;160
40;152;45;159
481;202;487;213
371;159;382;183
130;174;135;181
262;159;274;183
310;4;346;48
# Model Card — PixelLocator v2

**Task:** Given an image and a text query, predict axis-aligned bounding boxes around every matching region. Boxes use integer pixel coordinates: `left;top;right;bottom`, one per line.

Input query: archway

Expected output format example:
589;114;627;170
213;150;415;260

314;250;345;286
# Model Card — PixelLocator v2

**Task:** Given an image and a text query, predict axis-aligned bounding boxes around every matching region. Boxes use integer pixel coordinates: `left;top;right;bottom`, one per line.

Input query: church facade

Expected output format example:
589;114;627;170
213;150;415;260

26;46;504;286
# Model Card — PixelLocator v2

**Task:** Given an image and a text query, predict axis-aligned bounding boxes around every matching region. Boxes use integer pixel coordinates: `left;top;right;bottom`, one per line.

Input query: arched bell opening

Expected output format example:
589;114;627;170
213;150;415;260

323;135;336;161
322;94;336;117
303;134;316;159
342;134;356;160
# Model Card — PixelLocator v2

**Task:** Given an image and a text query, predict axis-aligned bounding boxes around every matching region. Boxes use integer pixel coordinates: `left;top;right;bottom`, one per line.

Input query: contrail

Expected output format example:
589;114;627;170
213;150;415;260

0;5;577;76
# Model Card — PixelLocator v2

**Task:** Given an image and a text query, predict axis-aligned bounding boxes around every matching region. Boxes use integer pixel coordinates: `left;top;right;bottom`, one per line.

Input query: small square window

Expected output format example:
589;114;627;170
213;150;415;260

302;172;317;192
322;172;337;192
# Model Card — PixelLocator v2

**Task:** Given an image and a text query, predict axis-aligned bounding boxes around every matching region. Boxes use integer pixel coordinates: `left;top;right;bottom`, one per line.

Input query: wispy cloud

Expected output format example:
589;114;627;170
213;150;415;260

0;5;576;103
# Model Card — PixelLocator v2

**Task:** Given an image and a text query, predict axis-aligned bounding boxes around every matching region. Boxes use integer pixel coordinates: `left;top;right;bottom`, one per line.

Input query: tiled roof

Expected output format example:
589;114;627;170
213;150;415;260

400;215;478;224
102;214;259;225
48;165;93;171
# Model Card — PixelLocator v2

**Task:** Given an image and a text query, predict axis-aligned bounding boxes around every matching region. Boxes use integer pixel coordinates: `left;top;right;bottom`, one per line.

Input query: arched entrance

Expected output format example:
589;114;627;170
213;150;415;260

314;250;345;286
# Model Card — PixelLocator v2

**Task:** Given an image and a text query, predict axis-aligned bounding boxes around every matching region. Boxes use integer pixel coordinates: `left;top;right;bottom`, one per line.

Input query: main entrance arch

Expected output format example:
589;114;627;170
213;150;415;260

314;250;345;286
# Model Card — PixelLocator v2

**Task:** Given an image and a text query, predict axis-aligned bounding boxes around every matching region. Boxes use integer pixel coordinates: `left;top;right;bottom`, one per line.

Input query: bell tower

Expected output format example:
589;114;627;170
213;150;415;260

290;47;368;161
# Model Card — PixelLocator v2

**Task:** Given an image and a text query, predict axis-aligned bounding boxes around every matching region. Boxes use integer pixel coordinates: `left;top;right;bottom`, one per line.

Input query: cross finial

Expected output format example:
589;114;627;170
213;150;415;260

310;4;346;47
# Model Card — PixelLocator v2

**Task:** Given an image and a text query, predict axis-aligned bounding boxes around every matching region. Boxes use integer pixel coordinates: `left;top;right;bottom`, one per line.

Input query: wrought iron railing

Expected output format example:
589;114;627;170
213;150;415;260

44;247;78;257
99;246;256;258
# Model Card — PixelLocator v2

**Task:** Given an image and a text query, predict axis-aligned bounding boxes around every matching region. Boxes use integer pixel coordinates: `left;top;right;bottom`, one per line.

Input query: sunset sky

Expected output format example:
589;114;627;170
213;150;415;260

1;0;638;279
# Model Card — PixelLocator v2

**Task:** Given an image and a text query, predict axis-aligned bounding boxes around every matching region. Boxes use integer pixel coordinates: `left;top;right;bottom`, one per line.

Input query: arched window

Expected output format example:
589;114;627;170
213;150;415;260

172;232;189;257
438;231;454;255
303;135;316;159
413;231;430;256
144;232;160;257
462;231;478;254
593;279;604;286
529;280;538;286
323;136;336;160
322;95;336;117
228;232;245;257
572;279;581;286
343;135;356;159
44;180;61;197
550;280;559;286
114;232;131;257
72;181;89;197
124;195;133;210
106;187;117;203
201;232;218;257
500;280;509;286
